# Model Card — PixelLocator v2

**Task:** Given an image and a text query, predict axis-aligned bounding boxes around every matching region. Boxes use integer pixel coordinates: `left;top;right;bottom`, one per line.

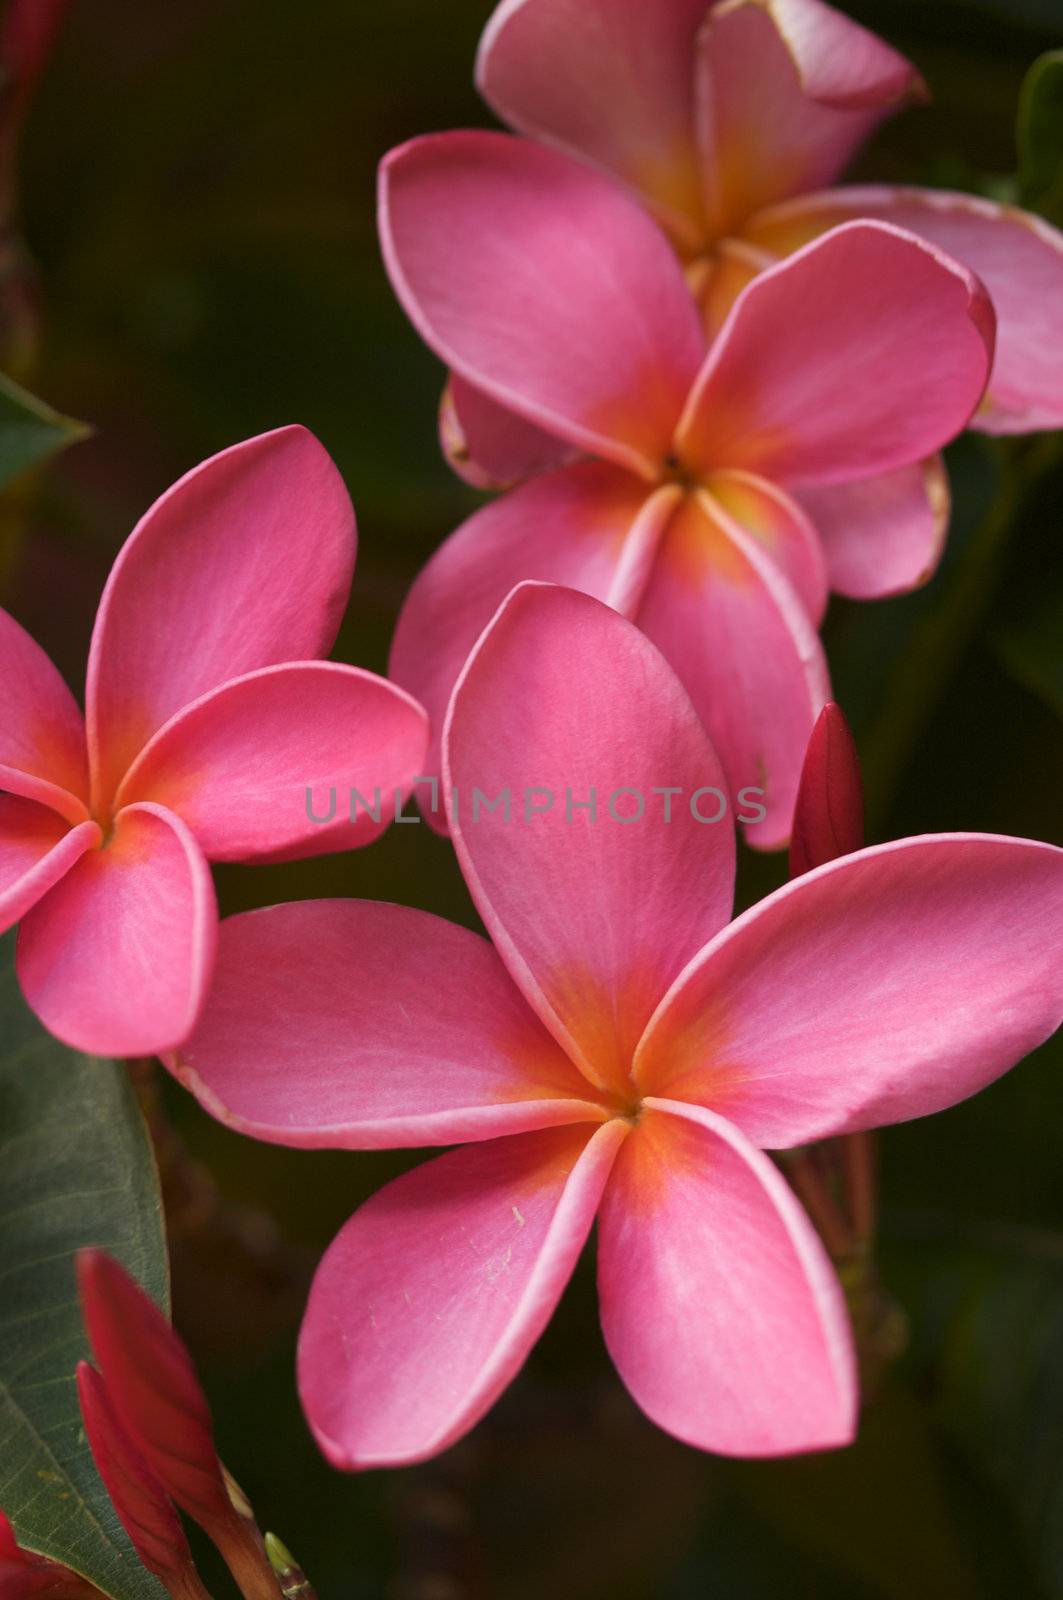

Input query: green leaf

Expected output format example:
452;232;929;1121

1018;50;1063;224
0;931;170;1599
0;372;88;488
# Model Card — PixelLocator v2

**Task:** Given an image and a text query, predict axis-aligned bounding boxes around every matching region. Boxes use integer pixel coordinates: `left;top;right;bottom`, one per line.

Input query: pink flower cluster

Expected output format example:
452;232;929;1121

3;0;1063;1480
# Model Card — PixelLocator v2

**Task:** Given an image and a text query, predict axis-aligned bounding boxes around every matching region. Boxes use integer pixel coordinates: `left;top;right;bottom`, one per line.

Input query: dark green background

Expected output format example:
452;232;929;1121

4;1;1063;1593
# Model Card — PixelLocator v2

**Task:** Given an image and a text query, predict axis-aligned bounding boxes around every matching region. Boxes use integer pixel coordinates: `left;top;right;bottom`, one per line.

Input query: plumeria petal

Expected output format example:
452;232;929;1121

86;426;356;812
298;1120;628;1469
379;131;705;479
635;490;830;851
795;457;949;599
696;0;924;235
440;374;573;489
390;462;674;816
16;802;216;1056
675;221;994;486
0;796;99;934
788;701;863;877
172;900;609;1148
114;662;427;863
705;469;828;623
597;1097;857;1455
746;186;1063;434
634;835;1063;1149
476;0;710;249
0;607;88;814
444;584;735;1096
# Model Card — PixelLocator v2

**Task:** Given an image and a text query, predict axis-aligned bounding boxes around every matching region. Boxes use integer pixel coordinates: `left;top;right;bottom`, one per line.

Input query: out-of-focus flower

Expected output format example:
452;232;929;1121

381;133;992;843
0;425;428;1055
174;583;1063;1468
476;0;1063;435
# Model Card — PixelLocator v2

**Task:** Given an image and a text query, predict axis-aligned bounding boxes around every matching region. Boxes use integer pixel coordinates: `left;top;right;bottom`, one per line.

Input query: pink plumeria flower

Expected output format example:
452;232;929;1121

0;426;427;1056
172;584;1063;1468
474;0;1063;438
380;132;995;846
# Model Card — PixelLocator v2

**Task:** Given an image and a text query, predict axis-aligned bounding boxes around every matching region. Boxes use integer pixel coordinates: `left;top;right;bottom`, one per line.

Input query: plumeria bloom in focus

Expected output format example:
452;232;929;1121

381;132;995;845
0;426;428;1056
473;0;1063;435
173;584;1063;1468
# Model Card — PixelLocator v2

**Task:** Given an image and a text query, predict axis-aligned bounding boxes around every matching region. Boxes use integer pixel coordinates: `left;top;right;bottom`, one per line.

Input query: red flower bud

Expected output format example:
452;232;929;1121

77;1363;210;1600
789;701;864;877
75;1253;281;1600
75;1251;231;1530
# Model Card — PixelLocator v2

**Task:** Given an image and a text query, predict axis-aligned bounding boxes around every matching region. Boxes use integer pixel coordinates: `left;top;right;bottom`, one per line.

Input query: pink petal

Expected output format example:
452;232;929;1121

173;899;608;1148
788;701;863;877
114;662;427;863
440;374;573;489
379;131;705;479
706;469;828;623
795;457;949;599
476;0;710;249
16;802;216;1056
0;607;88;817
444;583;735;1097
597;1098;856;1456
634;835;1063;1149
747;186;1063;435
696;0;924;235
0;796;99;934
390;462;674;821
635;491;830;851
86;427;356;813
298;1120;628;1469
675;221;995;486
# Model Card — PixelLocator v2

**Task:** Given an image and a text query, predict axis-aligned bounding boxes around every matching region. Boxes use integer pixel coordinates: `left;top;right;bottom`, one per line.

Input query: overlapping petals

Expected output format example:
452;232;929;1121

390;462;675;804
0;426;428;1054
475;0;1063;431
597;1099;856;1455
444;583;735;1086
16;803;216;1057
381;132;705;480
180;586;1063;1469
383;130;993;844
674;222;993;484
299;1121;628;1469
746;188;1063;435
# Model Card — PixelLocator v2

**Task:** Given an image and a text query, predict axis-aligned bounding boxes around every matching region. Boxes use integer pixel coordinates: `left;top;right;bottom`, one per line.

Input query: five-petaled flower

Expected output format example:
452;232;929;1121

0;426;427;1056
381;133;994;846
172;584;1063;1468
473;0;1063;435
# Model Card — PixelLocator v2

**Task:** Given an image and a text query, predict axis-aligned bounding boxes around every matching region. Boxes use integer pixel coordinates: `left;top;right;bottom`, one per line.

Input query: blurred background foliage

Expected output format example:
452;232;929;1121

2;0;1062;1593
